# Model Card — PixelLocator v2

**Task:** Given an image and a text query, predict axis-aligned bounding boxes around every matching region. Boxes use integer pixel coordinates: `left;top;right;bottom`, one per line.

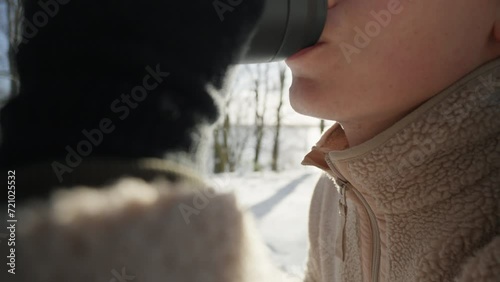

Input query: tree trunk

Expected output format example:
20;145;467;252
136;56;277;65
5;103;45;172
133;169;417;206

254;123;264;171
213;127;226;173
222;113;231;172
271;120;281;171
271;64;287;172
250;64;269;172
213;113;231;173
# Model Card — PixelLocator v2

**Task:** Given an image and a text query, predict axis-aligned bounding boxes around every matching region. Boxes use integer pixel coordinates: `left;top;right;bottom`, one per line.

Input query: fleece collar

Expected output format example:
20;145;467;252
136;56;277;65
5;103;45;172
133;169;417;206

303;58;500;213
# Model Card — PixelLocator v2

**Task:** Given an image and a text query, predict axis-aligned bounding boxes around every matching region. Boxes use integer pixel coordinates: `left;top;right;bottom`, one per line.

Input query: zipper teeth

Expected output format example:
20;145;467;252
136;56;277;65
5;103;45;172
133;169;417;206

325;157;348;183
351;187;381;282
324;156;381;282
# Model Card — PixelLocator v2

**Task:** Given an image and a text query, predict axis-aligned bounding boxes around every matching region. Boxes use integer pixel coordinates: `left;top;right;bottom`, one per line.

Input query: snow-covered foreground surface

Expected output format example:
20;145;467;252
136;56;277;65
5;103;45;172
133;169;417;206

209;168;323;280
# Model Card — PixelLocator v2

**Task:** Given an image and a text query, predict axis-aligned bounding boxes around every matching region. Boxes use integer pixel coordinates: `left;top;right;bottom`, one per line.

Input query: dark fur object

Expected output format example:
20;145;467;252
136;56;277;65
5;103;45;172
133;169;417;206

0;0;264;167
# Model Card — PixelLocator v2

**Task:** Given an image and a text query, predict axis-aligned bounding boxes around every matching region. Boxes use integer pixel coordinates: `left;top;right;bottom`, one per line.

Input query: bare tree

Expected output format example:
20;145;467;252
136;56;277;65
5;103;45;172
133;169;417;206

226;97;252;172
213;112;230;173
271;63;288;172
246;64;271;171
213;67;252;173
320;119;326;133
213;76;235;173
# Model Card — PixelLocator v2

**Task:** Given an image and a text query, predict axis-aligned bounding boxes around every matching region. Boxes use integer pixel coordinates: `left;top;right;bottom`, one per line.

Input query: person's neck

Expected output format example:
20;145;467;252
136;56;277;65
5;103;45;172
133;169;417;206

340;105;421;147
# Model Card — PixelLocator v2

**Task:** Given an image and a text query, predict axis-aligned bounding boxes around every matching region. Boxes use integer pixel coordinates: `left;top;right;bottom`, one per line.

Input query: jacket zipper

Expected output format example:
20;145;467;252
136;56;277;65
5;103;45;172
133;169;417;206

325;157;381;282
351;185;381;282
336;178;348;261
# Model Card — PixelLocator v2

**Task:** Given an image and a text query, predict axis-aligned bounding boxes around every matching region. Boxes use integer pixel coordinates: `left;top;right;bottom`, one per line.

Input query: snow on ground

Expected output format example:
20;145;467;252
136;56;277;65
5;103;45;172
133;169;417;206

209;167;323;280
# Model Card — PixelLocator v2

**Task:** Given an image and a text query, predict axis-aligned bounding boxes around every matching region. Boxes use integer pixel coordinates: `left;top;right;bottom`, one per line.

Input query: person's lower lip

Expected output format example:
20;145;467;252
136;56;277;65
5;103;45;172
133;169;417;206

286;43;324;62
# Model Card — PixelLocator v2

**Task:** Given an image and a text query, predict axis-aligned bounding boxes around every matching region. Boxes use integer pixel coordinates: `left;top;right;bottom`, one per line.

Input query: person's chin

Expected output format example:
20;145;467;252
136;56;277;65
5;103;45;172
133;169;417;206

288;77;324;118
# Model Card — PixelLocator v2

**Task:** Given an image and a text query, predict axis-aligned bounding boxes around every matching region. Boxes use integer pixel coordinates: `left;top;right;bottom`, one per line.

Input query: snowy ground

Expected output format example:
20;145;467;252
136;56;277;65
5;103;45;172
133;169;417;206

209;167;323;280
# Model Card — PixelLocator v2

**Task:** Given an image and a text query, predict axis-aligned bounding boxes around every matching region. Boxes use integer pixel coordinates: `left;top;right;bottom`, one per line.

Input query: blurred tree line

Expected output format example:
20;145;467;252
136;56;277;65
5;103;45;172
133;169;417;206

213;62;327;173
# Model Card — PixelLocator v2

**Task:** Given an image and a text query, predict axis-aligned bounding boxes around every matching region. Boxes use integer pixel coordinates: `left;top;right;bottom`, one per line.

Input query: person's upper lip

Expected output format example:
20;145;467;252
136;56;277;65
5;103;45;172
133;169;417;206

328;0;338;9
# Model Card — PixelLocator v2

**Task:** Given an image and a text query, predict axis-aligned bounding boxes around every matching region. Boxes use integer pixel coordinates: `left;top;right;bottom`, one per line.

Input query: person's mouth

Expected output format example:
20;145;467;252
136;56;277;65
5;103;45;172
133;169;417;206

285;42;325;62
285;1;337;64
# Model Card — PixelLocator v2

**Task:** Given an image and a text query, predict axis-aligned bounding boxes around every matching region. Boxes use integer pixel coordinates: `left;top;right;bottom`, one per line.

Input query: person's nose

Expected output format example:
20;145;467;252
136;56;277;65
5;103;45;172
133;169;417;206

328;0;335;8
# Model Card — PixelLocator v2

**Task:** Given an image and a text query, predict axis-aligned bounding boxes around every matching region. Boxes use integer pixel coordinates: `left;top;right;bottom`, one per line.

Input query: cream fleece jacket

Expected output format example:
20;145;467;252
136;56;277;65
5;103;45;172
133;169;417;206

302;58;500;282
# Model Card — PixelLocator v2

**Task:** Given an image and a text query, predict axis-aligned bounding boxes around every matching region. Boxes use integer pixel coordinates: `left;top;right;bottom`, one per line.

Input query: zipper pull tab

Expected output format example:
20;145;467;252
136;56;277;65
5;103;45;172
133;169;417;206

335;179;348;261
